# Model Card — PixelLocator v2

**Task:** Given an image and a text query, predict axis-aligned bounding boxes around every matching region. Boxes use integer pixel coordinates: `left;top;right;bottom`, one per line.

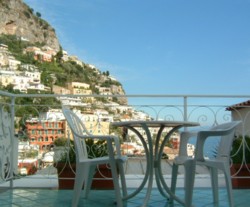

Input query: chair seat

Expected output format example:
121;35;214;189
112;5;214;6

174;156;193;164
79;155;127;163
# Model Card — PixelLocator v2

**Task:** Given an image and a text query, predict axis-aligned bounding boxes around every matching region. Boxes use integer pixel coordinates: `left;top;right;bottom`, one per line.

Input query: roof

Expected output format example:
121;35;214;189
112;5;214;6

226;100;250;111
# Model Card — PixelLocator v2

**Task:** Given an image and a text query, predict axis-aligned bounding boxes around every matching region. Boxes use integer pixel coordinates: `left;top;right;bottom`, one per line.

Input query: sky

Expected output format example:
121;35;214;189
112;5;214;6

23;0;250;96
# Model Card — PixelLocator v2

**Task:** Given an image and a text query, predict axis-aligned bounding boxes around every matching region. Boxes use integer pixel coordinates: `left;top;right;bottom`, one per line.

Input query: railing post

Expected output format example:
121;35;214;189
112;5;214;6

183;96;187;122
184;96;188;131
10;96;16;188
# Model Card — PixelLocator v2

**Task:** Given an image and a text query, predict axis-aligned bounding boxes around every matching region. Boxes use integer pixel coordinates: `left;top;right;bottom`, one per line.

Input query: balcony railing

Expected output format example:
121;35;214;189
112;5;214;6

0;90;250;189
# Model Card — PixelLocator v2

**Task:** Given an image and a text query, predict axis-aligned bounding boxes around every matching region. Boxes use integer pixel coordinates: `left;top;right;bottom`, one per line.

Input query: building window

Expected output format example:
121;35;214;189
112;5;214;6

42;123;46;128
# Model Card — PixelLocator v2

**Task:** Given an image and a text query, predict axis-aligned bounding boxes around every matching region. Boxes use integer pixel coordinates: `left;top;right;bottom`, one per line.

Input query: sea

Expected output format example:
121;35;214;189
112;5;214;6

188;136;220;158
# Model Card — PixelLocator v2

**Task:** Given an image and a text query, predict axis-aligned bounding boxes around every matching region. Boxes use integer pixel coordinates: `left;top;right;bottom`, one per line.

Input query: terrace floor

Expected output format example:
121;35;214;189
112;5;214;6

0;165;249;207
1;187;250;207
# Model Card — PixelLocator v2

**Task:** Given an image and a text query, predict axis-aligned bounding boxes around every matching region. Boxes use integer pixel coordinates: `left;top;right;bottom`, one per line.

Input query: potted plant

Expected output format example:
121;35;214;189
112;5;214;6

230;135;250;189
53;137;69;162
53;138;115;189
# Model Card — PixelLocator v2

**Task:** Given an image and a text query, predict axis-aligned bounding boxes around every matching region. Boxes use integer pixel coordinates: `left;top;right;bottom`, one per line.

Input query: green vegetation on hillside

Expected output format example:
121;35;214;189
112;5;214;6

0;34;122;90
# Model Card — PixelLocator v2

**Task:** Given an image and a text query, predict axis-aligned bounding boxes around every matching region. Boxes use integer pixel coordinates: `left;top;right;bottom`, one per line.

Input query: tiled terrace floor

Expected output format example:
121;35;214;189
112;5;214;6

1;188;250;207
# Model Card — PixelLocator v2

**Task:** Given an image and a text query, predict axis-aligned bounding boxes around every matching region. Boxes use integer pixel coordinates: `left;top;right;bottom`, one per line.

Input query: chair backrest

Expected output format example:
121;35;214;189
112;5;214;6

211;121;241;160
178;131;198;158
62;107;90;161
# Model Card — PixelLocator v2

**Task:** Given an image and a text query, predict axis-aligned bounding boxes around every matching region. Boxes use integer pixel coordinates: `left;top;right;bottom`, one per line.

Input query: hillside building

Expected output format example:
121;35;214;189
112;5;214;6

25;118;66;152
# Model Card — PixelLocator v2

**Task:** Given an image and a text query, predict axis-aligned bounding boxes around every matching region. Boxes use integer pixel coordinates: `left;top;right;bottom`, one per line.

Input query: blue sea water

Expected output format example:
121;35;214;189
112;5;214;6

189;136;220;158
182;126;221;158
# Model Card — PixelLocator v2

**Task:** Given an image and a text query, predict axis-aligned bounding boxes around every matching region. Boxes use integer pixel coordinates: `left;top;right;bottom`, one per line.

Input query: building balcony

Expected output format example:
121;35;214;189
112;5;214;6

0;91;250;206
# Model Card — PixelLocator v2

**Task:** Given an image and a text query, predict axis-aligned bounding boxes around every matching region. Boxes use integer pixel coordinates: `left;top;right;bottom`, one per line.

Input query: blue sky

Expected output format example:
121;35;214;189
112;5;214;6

23;0;250;96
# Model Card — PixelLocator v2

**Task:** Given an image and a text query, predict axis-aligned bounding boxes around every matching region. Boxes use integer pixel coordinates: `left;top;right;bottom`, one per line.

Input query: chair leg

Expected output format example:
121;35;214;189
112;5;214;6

110;161;123;207
82;165;96;198
184;160;196;207
117;161;127;198
72;164;85;207
224;167;234;207
170;163;179;203
210;168;219;204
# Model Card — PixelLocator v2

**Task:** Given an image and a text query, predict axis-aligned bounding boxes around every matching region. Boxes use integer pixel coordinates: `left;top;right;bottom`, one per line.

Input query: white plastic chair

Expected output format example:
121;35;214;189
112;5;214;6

62;107;127;207
170;121;241;207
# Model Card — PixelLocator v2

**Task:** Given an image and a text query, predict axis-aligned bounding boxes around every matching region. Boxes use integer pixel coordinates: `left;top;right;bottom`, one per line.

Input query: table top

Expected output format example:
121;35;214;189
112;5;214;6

112;120;199;128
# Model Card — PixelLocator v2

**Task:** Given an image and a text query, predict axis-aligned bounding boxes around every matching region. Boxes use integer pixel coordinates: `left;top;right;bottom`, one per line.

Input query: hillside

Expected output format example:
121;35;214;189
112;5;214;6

0;0;127;105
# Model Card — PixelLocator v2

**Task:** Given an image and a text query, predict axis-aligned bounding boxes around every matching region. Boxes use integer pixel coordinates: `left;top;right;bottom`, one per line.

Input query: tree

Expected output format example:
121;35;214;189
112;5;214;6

36;12;41;18
55;47;63;63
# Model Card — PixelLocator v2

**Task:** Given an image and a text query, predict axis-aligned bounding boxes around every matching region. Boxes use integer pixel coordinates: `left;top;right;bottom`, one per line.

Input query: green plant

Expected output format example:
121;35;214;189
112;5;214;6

55;138;108;163
59;143;75;163
231;136;250;164
86;139;108;159
53;137;68;146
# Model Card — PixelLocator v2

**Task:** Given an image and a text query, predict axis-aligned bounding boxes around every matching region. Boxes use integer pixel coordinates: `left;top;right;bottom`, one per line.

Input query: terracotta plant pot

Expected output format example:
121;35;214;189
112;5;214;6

55;163;115;189
230;164;250;189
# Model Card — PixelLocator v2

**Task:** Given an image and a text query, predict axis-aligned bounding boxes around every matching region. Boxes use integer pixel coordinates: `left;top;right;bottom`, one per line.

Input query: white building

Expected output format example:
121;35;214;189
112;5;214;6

94;109;114;122
131;110;151;121
8;56;21;70
104;102;133;114
72;109;112;135
22;70;41;84
0;70;15;86
0;44;21;70
21;64;39;72
60;97;89;107
12;76;30;92
11;72;46;93
27;83;46;91
61;50;69;62
40;109;65;121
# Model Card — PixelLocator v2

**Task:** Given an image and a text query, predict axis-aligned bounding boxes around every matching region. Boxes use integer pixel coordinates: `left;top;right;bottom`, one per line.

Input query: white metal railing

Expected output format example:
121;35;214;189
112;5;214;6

0;90;250;189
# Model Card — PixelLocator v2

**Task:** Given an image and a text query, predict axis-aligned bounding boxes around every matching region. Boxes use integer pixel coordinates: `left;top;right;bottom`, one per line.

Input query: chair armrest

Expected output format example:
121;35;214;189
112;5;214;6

74;133;118;141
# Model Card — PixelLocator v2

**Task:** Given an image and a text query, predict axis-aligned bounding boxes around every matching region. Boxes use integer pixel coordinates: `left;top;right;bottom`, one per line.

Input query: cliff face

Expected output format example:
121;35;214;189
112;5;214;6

0;0;60;51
